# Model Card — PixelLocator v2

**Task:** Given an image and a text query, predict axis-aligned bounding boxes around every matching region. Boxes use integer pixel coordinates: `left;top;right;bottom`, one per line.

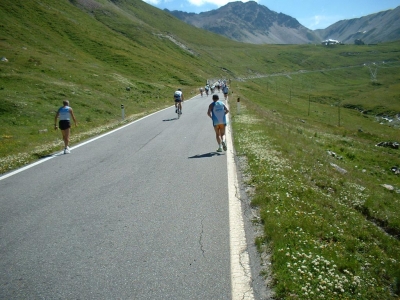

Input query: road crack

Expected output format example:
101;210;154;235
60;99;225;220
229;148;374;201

199;217;206;258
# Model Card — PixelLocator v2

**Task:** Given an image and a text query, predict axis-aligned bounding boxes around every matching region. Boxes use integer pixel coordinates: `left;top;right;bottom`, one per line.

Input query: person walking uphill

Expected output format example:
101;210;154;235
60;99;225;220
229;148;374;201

55;100;77;154
207;94;229;152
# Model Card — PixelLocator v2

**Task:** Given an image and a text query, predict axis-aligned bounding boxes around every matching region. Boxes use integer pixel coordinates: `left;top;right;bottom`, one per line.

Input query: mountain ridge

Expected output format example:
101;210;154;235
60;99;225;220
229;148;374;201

314;6;400;44
166;1;400;44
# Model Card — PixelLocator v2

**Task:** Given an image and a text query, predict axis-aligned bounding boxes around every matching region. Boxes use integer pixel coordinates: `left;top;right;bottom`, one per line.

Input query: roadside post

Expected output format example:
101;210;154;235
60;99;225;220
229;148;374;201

237;97;241;115
121;104;125;120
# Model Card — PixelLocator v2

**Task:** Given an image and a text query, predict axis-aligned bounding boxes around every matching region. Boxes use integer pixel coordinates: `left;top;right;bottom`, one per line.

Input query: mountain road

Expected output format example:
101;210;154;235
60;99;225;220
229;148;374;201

0;92;256;299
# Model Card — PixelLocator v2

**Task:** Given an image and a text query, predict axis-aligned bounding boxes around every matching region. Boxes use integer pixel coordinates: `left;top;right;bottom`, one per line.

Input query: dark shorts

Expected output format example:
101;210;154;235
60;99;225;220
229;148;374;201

59;120;71;130
175;99;182;103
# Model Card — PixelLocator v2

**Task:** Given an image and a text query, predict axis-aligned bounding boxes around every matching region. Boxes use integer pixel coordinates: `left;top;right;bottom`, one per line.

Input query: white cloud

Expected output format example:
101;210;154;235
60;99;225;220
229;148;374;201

188;0;208;6
188;0;256;8
311;15;325;28
144;0;160;5
300;14;342;30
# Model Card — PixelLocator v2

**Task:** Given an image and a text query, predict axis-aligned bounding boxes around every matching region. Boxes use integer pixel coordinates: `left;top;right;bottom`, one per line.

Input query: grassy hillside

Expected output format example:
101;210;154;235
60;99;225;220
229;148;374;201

1;0;400;298
0;0;231;163
229;46;400;298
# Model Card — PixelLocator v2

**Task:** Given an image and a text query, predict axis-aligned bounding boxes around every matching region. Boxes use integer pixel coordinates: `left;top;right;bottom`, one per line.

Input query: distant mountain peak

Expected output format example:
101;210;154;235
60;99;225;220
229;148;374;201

167;2;400;44
167;1;319;44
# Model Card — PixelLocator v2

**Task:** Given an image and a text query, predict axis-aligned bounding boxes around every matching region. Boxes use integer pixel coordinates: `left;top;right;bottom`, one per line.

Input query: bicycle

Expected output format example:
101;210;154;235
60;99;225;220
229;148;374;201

176;105;182;119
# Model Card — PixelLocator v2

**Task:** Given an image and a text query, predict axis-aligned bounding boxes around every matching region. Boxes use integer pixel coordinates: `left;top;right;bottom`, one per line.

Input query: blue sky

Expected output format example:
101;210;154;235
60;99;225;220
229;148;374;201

142;0;400;29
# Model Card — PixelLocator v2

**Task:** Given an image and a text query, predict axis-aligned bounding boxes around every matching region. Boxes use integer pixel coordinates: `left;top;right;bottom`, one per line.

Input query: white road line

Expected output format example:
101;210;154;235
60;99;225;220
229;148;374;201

0;105;174;181
226;102;255;300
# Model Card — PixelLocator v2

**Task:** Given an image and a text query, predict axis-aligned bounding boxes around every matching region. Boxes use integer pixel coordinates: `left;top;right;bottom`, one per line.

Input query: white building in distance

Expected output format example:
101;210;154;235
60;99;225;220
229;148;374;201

322;39;341;45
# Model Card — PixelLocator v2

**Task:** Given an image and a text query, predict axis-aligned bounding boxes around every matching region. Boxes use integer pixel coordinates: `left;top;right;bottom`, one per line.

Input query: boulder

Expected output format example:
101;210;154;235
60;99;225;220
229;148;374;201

381;184;394;191
376;141;399;149
391;166;400;175
330;163;347;174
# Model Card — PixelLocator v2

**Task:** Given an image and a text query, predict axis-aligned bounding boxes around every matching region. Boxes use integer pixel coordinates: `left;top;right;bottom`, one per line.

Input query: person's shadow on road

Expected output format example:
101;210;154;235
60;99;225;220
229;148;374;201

188;152;224;159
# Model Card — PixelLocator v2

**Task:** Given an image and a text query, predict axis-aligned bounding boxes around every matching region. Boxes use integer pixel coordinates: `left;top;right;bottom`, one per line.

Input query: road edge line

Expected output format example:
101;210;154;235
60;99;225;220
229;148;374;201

0;104;175;181
226;106;255;300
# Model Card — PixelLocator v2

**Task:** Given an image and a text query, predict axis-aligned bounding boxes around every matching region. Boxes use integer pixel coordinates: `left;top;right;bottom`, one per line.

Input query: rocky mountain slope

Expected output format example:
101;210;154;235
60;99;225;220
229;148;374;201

166;1;400;45
315;5;400;44
166;1;320;44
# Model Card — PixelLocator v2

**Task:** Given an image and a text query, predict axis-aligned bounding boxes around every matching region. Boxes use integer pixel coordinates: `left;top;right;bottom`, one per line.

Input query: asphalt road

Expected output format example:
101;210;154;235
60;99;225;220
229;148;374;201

0;92;252;299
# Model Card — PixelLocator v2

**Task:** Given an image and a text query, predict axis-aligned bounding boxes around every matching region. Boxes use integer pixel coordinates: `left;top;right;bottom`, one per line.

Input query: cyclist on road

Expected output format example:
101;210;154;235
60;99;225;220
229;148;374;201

205;84;210;96
211;85;215;94
174;88;184;114
199;87;204;97
207;94;229;152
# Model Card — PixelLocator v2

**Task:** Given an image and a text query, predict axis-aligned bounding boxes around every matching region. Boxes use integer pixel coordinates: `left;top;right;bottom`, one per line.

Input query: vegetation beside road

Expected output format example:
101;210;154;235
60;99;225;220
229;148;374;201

230;61;400;298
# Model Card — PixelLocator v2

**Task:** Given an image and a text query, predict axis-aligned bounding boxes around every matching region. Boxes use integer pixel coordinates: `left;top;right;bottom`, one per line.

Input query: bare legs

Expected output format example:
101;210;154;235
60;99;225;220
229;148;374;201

175;102;182;112
214;124;226;147
61;128;70;148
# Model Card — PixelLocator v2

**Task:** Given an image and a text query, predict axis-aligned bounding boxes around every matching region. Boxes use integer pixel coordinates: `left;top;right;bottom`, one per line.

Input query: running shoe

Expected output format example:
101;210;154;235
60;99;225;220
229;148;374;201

217;147;223;152
64;147;70;154
222;141;227;151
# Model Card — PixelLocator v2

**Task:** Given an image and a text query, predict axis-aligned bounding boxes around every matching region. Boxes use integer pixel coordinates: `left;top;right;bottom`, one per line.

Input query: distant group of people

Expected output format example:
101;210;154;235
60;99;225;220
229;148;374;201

201;80;229;101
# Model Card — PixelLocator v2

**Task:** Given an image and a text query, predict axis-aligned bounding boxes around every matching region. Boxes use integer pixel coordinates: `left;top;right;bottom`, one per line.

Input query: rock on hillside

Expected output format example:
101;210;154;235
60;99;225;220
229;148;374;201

166;1;320;44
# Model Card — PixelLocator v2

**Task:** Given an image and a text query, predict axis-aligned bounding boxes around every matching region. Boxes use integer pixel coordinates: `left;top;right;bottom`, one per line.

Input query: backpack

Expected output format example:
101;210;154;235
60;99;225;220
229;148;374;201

174;91;181;100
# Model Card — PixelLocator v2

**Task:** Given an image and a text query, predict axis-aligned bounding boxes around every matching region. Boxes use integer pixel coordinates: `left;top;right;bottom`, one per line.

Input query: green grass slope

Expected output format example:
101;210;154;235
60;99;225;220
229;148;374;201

229;47;400;298
0;0;223;162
